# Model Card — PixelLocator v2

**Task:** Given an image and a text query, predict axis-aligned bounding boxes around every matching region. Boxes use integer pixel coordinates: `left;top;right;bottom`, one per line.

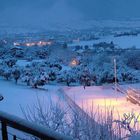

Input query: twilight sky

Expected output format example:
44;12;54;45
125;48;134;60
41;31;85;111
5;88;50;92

0;0;140;27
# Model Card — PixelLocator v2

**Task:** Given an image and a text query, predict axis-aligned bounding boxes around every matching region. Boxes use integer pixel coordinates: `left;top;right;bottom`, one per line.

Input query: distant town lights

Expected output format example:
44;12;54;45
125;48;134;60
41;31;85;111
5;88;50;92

13;42;20;46
26;43;33;47
13;40;53;47
47;41;52;45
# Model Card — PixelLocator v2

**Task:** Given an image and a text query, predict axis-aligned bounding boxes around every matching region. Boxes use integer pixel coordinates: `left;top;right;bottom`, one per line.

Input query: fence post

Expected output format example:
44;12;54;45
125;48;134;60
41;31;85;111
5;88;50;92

1;121;8;140
13;135;16;140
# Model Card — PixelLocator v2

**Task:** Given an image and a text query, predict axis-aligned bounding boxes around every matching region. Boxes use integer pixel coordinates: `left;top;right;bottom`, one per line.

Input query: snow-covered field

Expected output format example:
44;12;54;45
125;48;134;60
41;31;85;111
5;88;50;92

0;78;140;139
64;84;140;121
0;78;139;121
68;35;140;49
0;79;66;118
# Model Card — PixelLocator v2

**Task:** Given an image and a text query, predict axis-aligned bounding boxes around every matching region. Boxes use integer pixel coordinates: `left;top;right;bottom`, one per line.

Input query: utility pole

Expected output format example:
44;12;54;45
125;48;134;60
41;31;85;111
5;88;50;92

114;58;117;94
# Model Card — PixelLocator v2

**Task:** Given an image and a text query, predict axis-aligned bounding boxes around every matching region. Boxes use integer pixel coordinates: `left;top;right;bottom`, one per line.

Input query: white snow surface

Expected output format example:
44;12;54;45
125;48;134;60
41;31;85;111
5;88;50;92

0;78;139;120
16;60;45;67
63;84;140;120
68;35;140;49
0;78;140;139
0;79;65;118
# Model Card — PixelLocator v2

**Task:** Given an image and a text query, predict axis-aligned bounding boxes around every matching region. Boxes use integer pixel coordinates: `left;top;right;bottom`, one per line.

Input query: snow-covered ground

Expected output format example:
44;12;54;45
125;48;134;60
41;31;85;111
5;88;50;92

0;79;66;118
68;35;140;49
63;84;140;121
0;78;140;139
0;78;139;120
16;59;46;67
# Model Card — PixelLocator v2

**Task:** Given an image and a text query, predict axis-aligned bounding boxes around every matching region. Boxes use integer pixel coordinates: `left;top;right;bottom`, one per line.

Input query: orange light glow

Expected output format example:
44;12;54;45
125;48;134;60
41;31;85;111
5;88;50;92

70;59;79;66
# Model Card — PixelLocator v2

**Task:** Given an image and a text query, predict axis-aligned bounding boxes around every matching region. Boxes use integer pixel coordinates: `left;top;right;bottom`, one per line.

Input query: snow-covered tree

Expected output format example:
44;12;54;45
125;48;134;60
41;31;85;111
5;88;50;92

12;67;21;83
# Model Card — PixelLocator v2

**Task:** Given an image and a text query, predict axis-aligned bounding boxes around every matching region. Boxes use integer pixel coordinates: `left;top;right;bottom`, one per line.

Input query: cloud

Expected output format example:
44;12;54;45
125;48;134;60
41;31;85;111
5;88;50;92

68;0;140;19
0;0;82;27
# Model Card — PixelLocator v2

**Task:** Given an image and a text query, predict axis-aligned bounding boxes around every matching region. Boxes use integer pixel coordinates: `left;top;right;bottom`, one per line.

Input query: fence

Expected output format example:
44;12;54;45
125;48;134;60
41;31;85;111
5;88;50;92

0;111;72;140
